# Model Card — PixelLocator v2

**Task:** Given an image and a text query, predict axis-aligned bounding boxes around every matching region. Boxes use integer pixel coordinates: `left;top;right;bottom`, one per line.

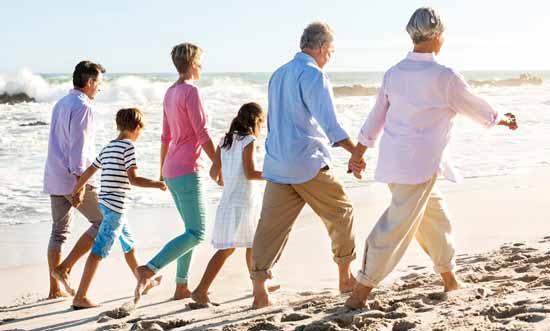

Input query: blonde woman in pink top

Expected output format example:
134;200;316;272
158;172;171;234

135;43;218;302
345;7;518;309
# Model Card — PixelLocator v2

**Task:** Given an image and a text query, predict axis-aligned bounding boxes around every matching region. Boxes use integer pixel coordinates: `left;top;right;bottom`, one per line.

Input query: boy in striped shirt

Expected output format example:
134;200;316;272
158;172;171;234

70;108;166;309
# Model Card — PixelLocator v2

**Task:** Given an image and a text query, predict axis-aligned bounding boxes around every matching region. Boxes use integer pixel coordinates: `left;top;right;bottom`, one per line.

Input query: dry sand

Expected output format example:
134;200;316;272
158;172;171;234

0;167;549;331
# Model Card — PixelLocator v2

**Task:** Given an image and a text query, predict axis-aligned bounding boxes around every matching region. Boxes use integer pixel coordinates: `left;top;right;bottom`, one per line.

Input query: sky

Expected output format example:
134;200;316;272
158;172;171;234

1;0;550;73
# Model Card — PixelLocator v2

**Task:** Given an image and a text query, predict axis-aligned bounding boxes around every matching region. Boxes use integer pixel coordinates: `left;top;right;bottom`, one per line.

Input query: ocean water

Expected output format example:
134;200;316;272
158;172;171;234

0;69;549;226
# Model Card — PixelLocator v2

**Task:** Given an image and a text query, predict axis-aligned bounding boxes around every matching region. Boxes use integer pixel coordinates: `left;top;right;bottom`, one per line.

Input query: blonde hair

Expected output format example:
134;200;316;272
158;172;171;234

171;43;203;75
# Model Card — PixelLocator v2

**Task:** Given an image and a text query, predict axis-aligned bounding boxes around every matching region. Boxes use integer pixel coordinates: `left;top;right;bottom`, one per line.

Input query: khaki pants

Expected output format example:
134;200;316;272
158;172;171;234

250;168;356;280
357;175;455;288
48;185;103;252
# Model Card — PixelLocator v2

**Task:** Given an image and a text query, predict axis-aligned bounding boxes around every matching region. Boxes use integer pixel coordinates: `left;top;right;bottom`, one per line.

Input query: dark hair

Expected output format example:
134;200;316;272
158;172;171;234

116;108;144;131
221;102;265;150
72;60;106;88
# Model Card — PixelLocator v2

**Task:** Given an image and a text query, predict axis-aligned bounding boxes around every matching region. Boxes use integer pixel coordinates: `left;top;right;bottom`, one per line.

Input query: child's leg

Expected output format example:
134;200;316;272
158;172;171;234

120;224;163;296
73;252;102;308
72;205;121;309
192;248;236;304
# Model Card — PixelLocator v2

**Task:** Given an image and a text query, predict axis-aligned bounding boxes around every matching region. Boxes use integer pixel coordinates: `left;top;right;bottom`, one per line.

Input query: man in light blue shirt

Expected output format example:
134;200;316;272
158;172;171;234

250;22;365;308
44;61;105;299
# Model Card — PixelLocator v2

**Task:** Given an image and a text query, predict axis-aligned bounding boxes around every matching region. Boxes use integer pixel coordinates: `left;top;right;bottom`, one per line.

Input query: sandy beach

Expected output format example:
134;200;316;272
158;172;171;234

1;167;549;331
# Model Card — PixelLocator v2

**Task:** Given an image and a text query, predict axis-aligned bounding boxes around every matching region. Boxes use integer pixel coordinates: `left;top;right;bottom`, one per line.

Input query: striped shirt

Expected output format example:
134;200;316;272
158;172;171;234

92;139;137;213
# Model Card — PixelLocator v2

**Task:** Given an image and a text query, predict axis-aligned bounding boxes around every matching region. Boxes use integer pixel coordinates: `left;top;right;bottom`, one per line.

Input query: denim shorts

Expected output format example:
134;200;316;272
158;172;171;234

91;204;134;258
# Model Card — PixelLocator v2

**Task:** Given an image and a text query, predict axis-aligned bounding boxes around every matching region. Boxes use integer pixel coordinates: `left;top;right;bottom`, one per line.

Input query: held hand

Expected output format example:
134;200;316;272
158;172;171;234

158;181;167;191
348;156;366;179
71;188;85;208
216;173;224;187
500;113;518;130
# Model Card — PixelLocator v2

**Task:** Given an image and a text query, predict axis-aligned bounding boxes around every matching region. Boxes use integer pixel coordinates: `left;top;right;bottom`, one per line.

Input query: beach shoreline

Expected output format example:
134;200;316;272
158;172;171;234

0;167;549;330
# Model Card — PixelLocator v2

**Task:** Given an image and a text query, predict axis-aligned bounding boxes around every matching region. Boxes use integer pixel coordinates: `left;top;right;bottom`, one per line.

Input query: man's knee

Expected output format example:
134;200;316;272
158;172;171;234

48;230;69;252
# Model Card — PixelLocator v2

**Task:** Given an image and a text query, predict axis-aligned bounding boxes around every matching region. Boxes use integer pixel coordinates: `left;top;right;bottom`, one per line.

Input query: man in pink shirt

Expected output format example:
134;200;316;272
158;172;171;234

345;7;518;309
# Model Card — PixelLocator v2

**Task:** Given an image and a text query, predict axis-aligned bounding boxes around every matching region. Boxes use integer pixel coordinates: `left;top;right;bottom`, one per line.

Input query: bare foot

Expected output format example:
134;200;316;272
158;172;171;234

72;297;99;310
441;271;459;292
191;290;210;305
339;273;357;293
173;284;192;300
134;265;155;304
252;291;272;309
51;268;75;296
267;284;281;293
251;279;272;309
142;275;163;295
344;283;371;310
48;290;70;299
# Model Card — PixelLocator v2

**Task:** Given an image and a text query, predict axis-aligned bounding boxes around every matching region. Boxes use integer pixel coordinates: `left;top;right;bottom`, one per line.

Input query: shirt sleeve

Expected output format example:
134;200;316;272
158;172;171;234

357;73;390;148
300;69;349;145
92;154;102;169
186;87;212;145
446;69;501;128
160;102;171;145
124;144;137;170
68;105;93;176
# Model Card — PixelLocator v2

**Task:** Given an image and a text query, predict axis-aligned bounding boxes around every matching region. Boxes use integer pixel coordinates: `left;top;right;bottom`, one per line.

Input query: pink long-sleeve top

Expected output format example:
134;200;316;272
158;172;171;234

358;52;502;185
161;82;211;179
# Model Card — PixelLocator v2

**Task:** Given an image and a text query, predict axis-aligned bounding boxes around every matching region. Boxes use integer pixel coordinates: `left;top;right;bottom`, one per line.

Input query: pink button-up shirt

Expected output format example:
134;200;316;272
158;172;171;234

358;52;502;185
161;82;211;179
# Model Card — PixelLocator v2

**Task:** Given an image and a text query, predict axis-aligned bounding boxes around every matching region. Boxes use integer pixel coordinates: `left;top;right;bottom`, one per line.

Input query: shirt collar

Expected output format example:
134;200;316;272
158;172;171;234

406;52;437;62
69;88;91;101
294;52;319;67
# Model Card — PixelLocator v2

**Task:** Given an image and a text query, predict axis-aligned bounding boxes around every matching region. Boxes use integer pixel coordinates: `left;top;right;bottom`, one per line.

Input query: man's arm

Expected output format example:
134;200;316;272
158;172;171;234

301;69;350;147
71;165;98;207
68;105;93;177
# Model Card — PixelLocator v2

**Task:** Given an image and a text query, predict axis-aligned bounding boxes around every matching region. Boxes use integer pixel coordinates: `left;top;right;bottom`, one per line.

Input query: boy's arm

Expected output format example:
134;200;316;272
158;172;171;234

71;165;99;207
209;146;223;186
242;140;263;181
127;167;167;190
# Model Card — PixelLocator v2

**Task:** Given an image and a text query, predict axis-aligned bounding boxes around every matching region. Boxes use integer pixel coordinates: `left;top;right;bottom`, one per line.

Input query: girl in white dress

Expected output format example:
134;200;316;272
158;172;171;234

192;102;275;305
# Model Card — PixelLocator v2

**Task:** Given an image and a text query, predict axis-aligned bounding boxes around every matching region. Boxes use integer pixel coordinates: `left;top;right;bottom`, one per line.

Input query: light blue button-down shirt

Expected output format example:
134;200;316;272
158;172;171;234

43;89;96;195
263;52;349;184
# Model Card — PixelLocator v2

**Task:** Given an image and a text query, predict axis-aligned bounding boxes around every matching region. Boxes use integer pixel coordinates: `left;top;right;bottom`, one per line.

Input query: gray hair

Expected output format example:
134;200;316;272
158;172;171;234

300;21;334;50
406;7;445;44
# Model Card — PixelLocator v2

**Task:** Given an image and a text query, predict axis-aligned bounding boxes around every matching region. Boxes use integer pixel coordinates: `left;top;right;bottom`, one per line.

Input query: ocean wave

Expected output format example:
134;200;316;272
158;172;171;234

0;69;267;105
333;85;379;97
468;74;543;87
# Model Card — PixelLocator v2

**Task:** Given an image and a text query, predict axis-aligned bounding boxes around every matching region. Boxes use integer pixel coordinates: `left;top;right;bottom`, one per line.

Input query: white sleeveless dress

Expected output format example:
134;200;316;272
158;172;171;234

211;134;261;249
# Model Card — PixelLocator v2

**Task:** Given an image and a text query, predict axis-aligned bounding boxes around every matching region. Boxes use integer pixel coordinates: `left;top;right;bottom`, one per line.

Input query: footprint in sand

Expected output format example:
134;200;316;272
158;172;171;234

515;274;539;283
101;302;135;319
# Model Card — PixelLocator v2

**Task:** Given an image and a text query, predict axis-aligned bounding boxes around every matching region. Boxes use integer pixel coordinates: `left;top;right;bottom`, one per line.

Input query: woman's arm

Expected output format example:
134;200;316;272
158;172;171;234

187;87;216;162
209;146;223;186
243;140;263;180
159;143;169;181
201;139;217;163
447;70;517;130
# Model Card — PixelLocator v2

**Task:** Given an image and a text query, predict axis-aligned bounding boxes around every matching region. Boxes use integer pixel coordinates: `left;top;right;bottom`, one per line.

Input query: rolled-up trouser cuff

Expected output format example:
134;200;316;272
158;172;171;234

356;270;380;288
433;260;456;274
84;224;99;239
333;251;356;265
176;276;188;284
250;270;273;281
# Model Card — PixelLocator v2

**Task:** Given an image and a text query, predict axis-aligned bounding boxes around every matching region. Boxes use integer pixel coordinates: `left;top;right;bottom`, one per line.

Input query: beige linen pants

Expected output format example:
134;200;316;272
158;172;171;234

250;168;356;280
48;185;103;252
357;174;455;288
